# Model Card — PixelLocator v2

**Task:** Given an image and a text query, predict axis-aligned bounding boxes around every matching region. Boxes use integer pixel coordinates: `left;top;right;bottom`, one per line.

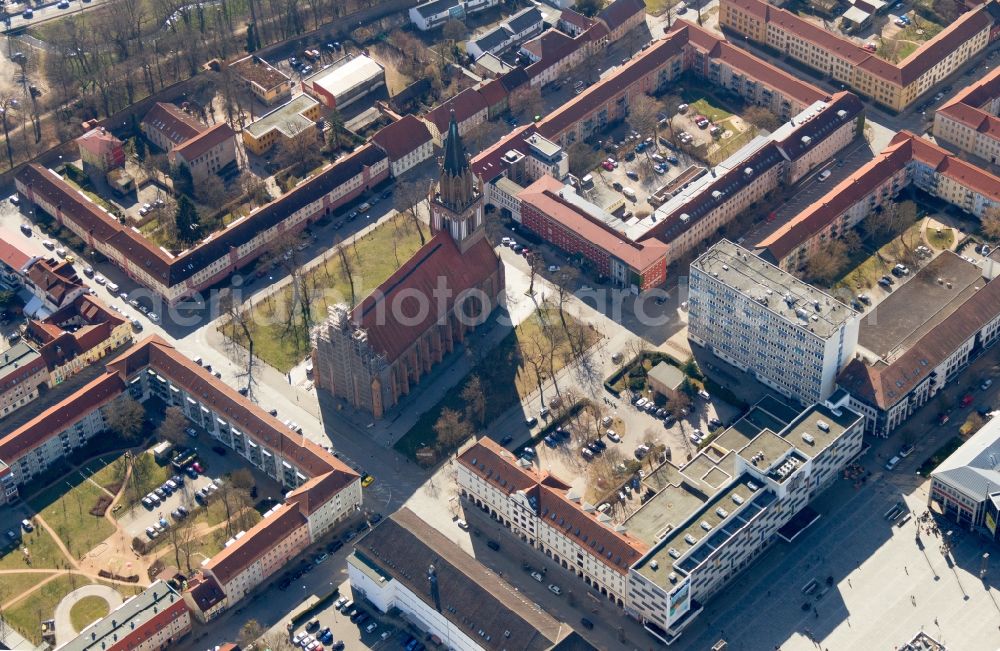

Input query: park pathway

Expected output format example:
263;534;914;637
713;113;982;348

52;584;124;644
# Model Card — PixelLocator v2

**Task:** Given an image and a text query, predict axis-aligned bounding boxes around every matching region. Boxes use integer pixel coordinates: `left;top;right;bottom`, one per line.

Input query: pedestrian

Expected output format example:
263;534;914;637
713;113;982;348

904;565;908;575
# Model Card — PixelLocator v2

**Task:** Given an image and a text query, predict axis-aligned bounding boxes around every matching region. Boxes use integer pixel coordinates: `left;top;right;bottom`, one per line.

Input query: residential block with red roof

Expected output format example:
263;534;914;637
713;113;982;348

77;126;126;173
0;335;361;616
933;65;1000;164
755;132;1000;272
15;144;389;305
720;0;1000;111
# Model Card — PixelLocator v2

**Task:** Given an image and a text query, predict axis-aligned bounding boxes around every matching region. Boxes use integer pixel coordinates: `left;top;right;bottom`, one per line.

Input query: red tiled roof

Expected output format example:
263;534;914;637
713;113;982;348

907;131;1000;200
205;503;308;584
937;66;1000;141
723;0;994;86
370;115;433;160
141;103;206;147
458;438;546;494
286;469;357;516
172;122;235;162
523;28;587;78
351;231;501;363
518;175;667;272
559;8;593;29
26;257;86;306
425;88;488;133
0;240;31;272
0;372;125;462
187;574;226;611
477;78;509;108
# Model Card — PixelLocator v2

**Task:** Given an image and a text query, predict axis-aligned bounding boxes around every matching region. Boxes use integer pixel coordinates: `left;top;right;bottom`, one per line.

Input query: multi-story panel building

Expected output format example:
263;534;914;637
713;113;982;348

56;581;192;651
348;508;591;651
688;240;860;405
241;94;321;156
933;66;1000;164
838;252;1000;436
756;132;1000;271
720;0;997;111
457;438;648;607
15;145;389;305
627;398;864;643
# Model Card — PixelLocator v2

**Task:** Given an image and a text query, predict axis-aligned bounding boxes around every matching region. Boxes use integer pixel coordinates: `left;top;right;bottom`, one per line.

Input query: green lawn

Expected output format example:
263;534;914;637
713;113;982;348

6;576;97;644
28;472;116;559
685;97;734;123
70;595;111;631
0;572;56;604
0;526;66;570
394;309;600;461
225;213;427;372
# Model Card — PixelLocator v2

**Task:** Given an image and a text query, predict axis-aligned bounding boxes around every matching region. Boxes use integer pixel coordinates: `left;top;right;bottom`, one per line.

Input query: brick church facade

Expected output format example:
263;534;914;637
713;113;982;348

312;114;505;419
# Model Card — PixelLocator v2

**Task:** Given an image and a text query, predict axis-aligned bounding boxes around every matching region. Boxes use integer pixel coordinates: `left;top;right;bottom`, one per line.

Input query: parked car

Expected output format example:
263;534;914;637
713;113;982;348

531;571;544;582
548;584;562;595
884;455;900;471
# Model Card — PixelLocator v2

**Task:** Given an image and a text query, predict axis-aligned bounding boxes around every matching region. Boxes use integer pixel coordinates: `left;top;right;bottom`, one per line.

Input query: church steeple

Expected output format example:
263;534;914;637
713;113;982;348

431;111;484;253
437;112;475;212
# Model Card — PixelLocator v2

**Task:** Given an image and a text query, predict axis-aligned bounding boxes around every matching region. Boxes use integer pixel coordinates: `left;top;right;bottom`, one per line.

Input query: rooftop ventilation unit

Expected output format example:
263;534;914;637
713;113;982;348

712;190;723;200
837;109;847;118
747;481;759;491
801;135;812;145
669;572;678;583
801;432;815;445
668;547;680;558
684;534;697;545
716;507;729;518
816;420;830;432
651;560;659;570
700;521;712;531
732;494;744;505
680;213;690;223
722;264;729;271
744;167;754;176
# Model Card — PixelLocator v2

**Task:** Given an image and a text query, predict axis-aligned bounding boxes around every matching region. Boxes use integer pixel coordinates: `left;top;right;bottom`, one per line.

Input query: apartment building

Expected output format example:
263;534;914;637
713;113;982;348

627;397;864;643
141;103;205;153
230;55;293;106
838;252;1000;435
242;94;322;156
720;0;998;111
0;241;33;291
169;122;238;182
26;293;132;386
349;508;592;651
756;132;1000;270
518;175;668;290
370;115;434;178
929;416;1000;541
466;6;544;59
934;65;1000;163
424;87;489;142
457;438;648;607
15;144;389;305
689;240;860;405
22;257;88;315
77;126;126;173
56;581;192;651
0;336;362;610
596;0;646;42
409;0;500;30
0;342;48;419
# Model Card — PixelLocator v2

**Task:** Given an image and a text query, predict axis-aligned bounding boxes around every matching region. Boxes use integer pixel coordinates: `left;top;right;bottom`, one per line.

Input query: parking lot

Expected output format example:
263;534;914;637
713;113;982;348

117;437;284;540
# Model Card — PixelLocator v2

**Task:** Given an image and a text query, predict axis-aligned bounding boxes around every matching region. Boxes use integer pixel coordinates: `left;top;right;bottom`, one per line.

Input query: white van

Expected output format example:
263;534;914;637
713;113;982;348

106;282;120;295
581;174;594;186
622;187;637;201
884;455;900;471
358;202;371;213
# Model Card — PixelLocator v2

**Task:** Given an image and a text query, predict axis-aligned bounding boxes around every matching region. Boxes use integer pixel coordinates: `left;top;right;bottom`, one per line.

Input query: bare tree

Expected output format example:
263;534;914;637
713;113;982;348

219;288;259;399
629;94;661;145
334;235;356;306
105;397;145;441
434;408;473;451
157;406;189;445
982;207;1000;241
238;620;265;647
0;99;17;170
394;178;430;245
552;266;579;335
461;374;487;429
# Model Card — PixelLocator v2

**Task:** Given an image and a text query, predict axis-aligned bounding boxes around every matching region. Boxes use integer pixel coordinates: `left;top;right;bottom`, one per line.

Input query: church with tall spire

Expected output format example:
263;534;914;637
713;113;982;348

311;113;505;423
431;112;486;253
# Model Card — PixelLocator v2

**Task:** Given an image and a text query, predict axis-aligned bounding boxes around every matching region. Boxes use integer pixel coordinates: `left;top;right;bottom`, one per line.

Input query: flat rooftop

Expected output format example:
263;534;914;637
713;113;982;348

692;239;857;339
244;94;320;140
309;55;384;98
0;342;40;380
858;251;982;361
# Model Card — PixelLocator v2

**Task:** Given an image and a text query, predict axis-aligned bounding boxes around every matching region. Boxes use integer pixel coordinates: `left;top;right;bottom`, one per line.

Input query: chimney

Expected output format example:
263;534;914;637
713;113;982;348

428;564;441;612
